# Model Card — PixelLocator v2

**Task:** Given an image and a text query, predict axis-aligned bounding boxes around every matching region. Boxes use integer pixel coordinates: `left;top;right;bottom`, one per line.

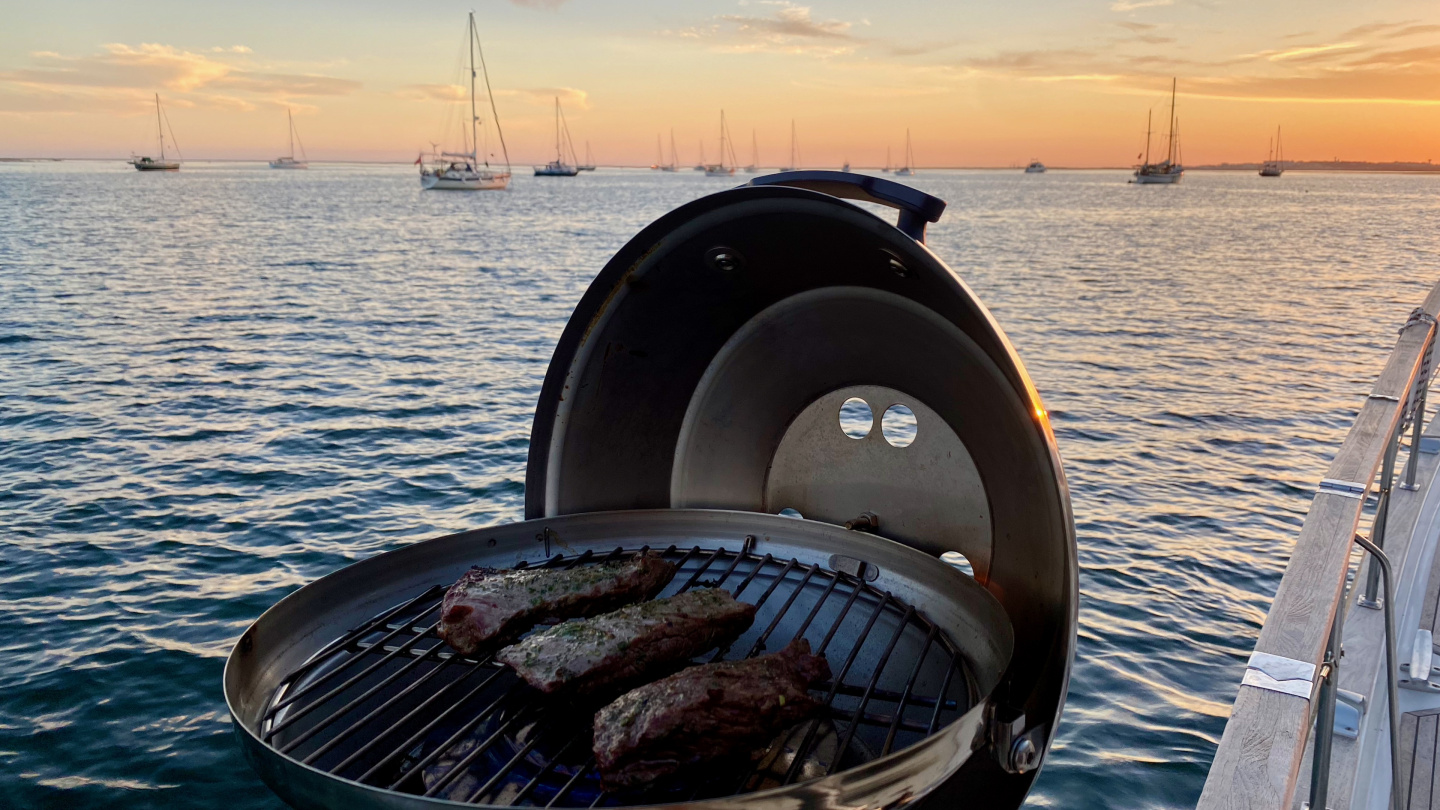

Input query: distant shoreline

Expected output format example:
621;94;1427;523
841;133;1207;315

5;157;1440;173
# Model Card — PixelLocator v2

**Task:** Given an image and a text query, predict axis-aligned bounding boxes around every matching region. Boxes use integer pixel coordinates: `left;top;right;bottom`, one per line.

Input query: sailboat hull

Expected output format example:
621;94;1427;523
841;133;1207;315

1133;170;1183;184
132;160;179;171
270;159;308;169
1259;165;1283;177
534;166;579;177
421;172;510;190
704;167;734;177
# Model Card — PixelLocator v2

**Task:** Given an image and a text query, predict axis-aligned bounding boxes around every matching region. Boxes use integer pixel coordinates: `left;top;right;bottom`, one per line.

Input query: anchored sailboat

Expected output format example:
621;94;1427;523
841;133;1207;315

578;141;596;171
661;130;679;172
419;12;511;191
1133;78;1184;185
693;140;707;171
130;94;181;171
534;97;579;176
744;130;759;173
705;110;737;176
778;120;800;171
1260;126;1284;177
270;108;308;169
893;129;915;176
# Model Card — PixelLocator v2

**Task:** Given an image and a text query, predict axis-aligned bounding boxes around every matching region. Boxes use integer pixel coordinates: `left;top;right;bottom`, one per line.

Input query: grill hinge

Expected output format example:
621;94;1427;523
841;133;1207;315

988;705;1046;774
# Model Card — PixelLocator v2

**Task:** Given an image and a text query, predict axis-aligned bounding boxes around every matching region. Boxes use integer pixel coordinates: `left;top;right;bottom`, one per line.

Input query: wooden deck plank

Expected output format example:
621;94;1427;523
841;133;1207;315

1410;713;1436;810
1401;711;1420;810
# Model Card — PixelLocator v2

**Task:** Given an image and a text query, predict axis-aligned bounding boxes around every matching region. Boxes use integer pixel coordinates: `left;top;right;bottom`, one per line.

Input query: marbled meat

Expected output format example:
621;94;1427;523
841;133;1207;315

592;638;832;790
496;588;756;696
438;551;676;656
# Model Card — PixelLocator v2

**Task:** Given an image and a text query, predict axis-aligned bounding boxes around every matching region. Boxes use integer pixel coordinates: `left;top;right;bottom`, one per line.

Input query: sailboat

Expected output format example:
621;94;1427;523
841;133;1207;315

884;146;892;173
651;135;662;170
270;108;308;169
534;97;579;176
744;130;759;173
1133;78;1184;184
693;140;707;171
578;142;596;172
1260;126;1284;177
130;94;181;171
661;130;679;172
842;158;851;172
1025;160;1046;174
419;12;511;190
778;120;800;171
705;110;737;176
893;129;915;176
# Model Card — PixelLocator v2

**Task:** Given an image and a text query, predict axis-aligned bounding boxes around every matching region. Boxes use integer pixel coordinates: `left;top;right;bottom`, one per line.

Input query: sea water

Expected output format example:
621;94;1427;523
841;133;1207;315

2;161;1438;808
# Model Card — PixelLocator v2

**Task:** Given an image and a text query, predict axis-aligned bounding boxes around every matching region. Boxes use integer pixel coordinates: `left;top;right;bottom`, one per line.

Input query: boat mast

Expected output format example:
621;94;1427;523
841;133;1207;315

905;128;913;169
1165;77;1176;164
288;108;295;159
156;94;165;161
1143;109;1152;167
1277;125;1283;168
468;15;479;163
718;110;725;169
470;12;509;172
790;120;797;169
751;129;758;168
670;129;678;169
554;97;562;163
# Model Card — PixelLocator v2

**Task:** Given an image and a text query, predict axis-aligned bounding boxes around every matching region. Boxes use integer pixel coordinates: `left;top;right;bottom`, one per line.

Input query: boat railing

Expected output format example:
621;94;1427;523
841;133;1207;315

1198;281;1440;810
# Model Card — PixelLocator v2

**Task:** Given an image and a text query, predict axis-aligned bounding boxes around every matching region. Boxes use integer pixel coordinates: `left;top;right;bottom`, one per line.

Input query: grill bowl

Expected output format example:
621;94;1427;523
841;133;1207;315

225;509;1012;810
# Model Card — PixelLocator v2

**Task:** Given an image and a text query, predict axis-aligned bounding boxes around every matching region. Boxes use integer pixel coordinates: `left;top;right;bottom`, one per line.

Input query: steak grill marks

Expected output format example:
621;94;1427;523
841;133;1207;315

258;544;973;807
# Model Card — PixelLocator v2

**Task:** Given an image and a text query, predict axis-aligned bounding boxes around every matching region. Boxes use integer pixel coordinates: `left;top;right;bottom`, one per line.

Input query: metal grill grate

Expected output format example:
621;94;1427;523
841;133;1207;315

258;543;974;807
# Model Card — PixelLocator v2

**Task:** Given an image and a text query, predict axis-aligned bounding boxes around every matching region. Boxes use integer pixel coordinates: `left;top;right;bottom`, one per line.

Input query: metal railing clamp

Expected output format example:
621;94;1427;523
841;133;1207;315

1318;479;1368;499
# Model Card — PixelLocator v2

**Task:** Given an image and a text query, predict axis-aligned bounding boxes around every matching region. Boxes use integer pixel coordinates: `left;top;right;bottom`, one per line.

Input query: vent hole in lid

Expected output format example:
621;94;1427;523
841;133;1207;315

778;507;803;519
940;550;974;577
881;404;917;447
838;397;873;439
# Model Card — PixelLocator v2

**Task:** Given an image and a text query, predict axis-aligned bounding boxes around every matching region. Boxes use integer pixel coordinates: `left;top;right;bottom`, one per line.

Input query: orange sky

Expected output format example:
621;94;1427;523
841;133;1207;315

2;1;1439;167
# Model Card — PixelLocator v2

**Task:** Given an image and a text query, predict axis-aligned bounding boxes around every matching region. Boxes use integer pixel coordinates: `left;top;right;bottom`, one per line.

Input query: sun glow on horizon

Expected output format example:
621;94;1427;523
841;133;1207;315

1;1;1439;167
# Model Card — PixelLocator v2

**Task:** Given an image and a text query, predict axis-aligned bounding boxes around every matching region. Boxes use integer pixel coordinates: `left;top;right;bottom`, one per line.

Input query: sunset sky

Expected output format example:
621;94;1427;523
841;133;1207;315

2;0;1439;167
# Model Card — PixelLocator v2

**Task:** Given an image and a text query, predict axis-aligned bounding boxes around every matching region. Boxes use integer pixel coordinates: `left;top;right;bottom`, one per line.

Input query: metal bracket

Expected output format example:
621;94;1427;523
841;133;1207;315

987;706;1045;774
1399;628;1440;692
1318;479;1368;499
1241;651;1316;699
1421;436;1440;455
1333;689;1366;738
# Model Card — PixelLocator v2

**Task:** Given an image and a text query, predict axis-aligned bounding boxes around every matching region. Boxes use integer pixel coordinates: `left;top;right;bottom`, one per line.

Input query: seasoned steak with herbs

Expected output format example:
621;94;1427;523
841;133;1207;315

496;588;756;696
592;639;832;790
437;552;676;656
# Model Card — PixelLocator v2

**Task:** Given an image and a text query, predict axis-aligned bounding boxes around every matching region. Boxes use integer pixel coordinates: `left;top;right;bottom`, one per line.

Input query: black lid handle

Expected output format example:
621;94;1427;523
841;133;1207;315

747;170;947;243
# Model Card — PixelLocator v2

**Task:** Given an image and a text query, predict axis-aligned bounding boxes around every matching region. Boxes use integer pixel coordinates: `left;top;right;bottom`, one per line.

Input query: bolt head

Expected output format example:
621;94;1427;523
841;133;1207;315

1011;738;1039;773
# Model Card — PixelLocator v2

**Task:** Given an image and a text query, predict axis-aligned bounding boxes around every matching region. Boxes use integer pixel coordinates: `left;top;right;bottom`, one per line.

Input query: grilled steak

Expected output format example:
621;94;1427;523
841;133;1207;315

592;638;832;790
496;588;756;696
438;552;676;656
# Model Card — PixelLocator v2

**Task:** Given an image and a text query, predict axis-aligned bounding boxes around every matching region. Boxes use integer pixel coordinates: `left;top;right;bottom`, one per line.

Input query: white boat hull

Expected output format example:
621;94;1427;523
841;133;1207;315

421;171;510;190
270;159;308;169
1133;169;1183;184
893;168;914;176
132;158;179;171
704;167;734;177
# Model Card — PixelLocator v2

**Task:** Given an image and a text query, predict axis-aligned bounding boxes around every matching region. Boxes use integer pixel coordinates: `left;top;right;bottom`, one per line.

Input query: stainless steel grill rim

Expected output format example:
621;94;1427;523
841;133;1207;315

225;509;1013;810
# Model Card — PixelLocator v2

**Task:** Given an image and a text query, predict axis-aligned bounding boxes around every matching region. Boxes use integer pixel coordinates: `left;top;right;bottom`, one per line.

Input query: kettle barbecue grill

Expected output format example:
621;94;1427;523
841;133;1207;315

224;171;1078;810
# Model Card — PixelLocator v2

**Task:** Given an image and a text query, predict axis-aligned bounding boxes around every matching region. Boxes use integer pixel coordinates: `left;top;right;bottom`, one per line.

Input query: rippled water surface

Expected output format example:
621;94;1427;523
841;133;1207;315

3;162;1439;809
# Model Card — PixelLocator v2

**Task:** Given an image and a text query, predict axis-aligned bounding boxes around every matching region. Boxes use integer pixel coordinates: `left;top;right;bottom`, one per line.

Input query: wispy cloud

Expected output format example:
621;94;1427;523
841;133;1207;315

1110;0;1174;12
0;43;360;115
663;2;860;56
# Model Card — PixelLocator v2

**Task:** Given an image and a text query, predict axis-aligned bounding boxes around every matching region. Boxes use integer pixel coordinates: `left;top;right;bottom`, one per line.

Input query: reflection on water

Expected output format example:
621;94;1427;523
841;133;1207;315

1;162;1437;808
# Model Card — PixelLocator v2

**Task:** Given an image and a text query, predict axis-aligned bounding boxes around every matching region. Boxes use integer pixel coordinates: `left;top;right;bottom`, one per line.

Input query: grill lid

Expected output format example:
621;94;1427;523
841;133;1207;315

526;172;1077;806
